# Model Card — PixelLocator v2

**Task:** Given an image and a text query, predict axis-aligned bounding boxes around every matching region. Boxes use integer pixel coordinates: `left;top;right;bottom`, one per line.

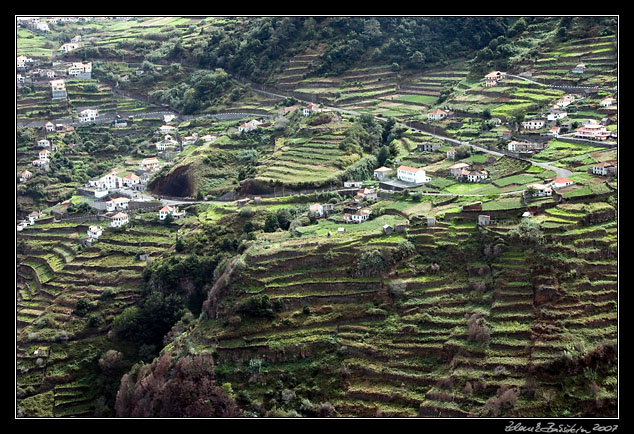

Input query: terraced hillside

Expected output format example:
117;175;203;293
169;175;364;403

254;122;359;189
16;213;179;417
153;192;617;418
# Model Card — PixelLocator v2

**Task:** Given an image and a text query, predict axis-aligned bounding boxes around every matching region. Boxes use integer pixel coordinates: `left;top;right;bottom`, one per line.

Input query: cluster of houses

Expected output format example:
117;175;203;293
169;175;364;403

17;57;92;90
82;168;147;200
524;177;575;198
32;149;51;168
17;17;50;32
17;211;43;232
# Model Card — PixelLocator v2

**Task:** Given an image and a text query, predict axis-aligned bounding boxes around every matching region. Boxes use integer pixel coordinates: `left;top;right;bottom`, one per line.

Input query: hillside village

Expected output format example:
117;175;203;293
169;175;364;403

16;16;617;420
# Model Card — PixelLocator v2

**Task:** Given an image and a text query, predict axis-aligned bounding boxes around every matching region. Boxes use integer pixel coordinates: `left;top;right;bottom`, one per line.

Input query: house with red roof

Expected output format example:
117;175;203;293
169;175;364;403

427;109;448;121
303;103;321;117
158;205;186;221
484;71;506;87
110;212;129;228
574;120;611;140
549;177;574;189
373;166;393;181
397;165;431;184
343;208;371;224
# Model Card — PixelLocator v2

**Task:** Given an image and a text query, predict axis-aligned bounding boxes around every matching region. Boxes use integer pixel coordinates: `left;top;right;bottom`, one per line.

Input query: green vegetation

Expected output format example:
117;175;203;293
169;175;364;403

16;15;618;419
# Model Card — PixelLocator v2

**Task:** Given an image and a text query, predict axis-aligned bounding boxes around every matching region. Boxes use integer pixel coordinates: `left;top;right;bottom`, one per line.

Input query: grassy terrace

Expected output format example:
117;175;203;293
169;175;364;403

16;212;180;417
255;126;358;187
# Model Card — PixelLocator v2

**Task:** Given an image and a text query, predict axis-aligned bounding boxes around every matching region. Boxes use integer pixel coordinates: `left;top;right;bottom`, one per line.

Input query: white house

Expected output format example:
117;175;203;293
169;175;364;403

18;170;33;182
447;148;456;160
38;149;51;161
600;97;617;108
59;42;79;53
122;173;141;187
549;127;561;138
110;212;129;228
44;121;55;132
50;79;66;99
557;95;576;107
140;157;161;172
37;139;51;148
156;134;179;151
87;225;103;239
478;215;492;226
183;134;198;145
309;203;324;217
343;208;371;224
521;118;546;130
35;22;50;32
549;177;574;189
200;134;217;142
102;170;123;190
427;109;448;121
17;74;25;85
484;71;506;87
238;119;262;133
547;109;567;121
356;187;377;201
507;141;548;153
574;120;611;141
28;211;42;225
397;165;430;184
571;64;586;74
448;162;470;177
592;162;616;176
158;205;186;221
68;62;92;79
303;103;321;117
344;180;363;188
78;109;99;123
158;125;176;135
105;197;130;212
466;170;488;183
526;183;552;197
373;166;392;181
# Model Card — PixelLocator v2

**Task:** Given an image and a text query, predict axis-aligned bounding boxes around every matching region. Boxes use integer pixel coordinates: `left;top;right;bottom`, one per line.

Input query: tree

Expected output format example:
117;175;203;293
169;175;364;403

376;146;389;166
455;145;472;159
98;350;124;376
115;353;241;417
276;208;292;230
508;218;544;245
75;299;90;317
264;214;280;232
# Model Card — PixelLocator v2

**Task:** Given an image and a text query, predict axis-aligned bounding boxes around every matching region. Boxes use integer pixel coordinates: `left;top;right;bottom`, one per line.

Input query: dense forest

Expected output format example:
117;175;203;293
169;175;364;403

188;17;509;82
